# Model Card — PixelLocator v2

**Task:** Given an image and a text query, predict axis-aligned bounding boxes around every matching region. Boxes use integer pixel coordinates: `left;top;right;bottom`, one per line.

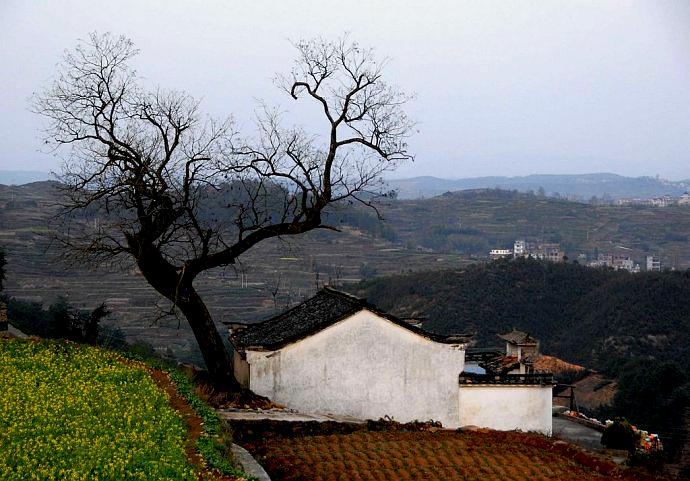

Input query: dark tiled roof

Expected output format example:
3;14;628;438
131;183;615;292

480;355;521;375
230;287;472;351
465;347;503;362
459;372;555;385
498;330;538;345
521;354;539;365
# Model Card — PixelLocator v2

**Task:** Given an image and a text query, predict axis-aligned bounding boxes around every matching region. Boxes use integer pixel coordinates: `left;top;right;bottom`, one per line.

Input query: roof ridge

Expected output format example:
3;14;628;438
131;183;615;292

234;288;363;329
322;286;365;303
231;288;473;350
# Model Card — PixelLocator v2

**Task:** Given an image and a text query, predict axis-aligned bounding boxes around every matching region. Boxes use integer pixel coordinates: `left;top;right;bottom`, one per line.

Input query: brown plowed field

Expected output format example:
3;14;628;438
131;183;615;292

251;430;658;481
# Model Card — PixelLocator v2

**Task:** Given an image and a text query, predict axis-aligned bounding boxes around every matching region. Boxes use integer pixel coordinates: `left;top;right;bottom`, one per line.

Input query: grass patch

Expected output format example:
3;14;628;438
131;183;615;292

167;370;255;480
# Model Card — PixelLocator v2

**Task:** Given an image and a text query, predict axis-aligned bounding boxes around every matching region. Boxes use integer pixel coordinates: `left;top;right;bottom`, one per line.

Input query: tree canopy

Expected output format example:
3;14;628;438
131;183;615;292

34;32;414;385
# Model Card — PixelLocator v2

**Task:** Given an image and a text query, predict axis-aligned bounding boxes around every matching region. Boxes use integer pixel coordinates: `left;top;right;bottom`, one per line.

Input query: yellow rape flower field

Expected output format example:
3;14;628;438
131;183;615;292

0;338;197;481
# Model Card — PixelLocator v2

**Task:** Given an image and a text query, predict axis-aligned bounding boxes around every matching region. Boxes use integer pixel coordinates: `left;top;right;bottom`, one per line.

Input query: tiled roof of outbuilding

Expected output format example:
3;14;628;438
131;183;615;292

480;355;521;375
498;330;538;345
230;287;472;351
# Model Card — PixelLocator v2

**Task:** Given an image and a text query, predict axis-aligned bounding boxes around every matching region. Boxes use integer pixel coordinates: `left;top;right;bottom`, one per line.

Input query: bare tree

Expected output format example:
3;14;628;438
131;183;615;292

327;262;344;287
34;32;414;386
266;270;283;310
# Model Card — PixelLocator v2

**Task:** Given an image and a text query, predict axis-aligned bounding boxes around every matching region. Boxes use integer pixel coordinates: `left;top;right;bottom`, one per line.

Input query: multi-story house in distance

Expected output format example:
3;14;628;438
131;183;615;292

646;255;661;271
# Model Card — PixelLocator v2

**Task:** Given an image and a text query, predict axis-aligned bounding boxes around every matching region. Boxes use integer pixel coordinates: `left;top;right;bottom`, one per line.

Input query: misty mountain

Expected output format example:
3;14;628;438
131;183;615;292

387;173;690;200
0;170;53;186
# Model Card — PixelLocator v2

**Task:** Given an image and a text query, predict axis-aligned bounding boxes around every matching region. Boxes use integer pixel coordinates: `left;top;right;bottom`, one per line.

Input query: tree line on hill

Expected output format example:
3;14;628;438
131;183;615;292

386;173;690;200
356;258;690;457
0;246;169;360
5;296;122;347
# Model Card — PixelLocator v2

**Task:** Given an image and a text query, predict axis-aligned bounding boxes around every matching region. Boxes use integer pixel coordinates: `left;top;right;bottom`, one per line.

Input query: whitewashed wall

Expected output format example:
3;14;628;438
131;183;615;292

458;385;553;435
245;309;466;428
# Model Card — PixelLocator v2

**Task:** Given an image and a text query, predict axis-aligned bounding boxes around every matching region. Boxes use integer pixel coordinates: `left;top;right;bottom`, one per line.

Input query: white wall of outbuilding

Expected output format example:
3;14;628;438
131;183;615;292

244;309;467;428
458;385;553;434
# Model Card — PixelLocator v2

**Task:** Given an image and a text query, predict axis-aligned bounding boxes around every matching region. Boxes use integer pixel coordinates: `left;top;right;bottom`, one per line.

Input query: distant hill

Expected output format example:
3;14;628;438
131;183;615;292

0;170;53;185
380;188;690;267
356;258;690;373
0;181;469;364
387;173;690;200
4;181;690;360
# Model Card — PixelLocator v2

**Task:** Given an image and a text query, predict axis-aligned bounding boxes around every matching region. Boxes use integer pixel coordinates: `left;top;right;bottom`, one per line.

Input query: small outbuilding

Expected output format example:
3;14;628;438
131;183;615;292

228;289;554;433
229;288;470;427
458;330;554;434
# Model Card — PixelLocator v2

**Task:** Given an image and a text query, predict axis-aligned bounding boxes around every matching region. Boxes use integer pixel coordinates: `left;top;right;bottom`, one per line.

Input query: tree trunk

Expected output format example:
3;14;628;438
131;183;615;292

131;242;239;389
176;285;239;389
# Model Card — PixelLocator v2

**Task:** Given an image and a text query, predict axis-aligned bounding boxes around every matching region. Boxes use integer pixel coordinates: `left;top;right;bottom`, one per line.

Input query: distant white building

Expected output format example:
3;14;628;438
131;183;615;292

590;253;639;272
646;255;661;272
513;240;526;257
616;195;684;207
650;196;673;207
534;243;564;263
490;249;513;260
512;240;564;263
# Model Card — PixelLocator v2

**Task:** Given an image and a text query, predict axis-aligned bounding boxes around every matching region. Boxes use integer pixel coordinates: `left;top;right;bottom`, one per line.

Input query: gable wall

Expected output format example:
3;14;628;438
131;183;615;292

245;309;466;427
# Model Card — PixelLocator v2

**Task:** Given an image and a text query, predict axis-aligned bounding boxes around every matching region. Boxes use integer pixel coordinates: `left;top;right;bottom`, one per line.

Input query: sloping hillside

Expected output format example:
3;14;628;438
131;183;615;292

356;259;690;454
356;258;690;373
0;338;247;480
4;182;690;363
0;182;468;363
381;189;690;266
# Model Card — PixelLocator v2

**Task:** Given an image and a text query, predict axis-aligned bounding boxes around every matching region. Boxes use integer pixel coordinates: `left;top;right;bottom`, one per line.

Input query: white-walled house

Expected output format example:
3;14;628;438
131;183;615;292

229;288;554;434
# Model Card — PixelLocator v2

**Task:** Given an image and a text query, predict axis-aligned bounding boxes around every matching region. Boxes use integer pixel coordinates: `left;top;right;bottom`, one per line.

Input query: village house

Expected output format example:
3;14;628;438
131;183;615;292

489;248;513;260
499;330;540;373
646;255;661;272
511;240;564;263
459;330;553;433
590;253;640;272
228;288;554;434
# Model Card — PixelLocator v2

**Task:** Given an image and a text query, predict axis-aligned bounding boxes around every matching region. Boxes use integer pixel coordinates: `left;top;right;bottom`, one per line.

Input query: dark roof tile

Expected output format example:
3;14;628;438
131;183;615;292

498;330;538;345
230;287;472;350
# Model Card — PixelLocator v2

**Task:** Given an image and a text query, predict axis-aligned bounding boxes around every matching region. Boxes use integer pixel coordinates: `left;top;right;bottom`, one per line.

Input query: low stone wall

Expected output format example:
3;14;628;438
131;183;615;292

555;412;606;432
227;417;441;445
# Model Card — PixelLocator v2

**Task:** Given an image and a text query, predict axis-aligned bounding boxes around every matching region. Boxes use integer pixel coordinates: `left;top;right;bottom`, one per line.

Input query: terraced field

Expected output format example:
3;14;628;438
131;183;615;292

4;182;690;365
0;182;467;364
250;430;653;481
382;189;690;265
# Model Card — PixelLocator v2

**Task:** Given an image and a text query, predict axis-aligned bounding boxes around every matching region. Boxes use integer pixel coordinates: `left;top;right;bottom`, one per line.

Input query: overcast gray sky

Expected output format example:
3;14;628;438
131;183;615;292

1;0;689;179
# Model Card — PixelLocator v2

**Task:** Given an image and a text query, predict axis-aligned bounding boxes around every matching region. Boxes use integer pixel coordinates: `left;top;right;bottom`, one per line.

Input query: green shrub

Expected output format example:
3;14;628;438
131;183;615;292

601;417;636;451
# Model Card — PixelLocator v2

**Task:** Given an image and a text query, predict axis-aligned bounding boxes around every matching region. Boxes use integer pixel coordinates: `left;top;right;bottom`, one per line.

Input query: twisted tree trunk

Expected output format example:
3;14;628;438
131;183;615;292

176;286;236;389
131;238;238;388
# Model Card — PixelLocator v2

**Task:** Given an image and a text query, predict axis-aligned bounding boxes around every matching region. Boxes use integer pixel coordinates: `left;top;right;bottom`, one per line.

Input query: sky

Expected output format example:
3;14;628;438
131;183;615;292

1;0;689;180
